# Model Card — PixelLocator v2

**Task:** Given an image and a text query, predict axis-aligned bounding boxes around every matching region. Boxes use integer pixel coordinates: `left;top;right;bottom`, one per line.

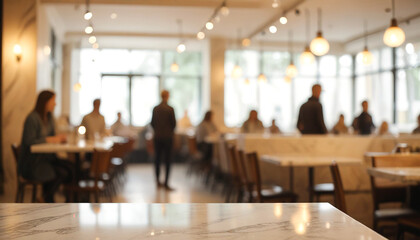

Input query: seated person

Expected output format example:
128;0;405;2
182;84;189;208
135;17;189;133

55;114;71;134
378;121;392;136
111;112;125;135
80;99;106;140
413;114;420;134
196;111;218;165
269;119;282;134
177;110;193;130
19;90;73;203
241;110;265;133
352;100;375;135
331;114;349;135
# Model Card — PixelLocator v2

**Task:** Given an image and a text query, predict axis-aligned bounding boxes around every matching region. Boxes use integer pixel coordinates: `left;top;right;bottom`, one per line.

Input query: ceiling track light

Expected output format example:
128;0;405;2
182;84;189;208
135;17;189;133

84;0;92;20
383;0;405;47
279;16;288;25
197;1;230;39
85;24;93;34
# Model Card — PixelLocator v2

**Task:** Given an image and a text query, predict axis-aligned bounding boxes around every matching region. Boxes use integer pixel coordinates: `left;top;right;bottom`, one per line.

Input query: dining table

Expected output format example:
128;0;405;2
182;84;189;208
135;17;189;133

30;136;128;201
367;167;420;210
260;155;362;201
0;203;386;239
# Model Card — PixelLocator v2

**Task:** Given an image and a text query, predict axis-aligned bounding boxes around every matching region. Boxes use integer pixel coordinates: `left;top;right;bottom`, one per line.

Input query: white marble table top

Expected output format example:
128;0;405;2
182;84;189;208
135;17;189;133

0;203;384;240
30;137;123;153
260;155;362;167
367;167;420;184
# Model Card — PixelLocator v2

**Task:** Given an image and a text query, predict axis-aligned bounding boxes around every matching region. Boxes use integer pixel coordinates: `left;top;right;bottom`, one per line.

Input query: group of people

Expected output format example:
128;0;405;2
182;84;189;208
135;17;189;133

18;90;111;202
18;85;420;201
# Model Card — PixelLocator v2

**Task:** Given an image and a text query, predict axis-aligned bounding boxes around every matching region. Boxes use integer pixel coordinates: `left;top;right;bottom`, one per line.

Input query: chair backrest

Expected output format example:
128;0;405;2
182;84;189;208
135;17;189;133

237;149;250;186
218;136;230;174
227;145;240;179
187;136;198;155
246;152;263;202
90;149;112;182
11;144;20;163
330;162;347;213
110;142;126;159
369;154;420;209
11;144;20;176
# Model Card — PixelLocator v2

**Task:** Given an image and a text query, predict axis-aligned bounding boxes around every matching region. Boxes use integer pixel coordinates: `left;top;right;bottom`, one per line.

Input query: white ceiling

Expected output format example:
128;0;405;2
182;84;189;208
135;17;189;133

44;0;420;51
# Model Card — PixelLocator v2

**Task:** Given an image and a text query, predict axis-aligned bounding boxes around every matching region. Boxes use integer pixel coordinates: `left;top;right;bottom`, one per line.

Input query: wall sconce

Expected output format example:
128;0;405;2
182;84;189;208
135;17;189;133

13;44;22;62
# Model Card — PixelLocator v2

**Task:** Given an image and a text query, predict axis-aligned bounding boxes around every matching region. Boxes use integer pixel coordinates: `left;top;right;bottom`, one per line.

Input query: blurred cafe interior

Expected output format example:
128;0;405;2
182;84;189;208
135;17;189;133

2;0;420;239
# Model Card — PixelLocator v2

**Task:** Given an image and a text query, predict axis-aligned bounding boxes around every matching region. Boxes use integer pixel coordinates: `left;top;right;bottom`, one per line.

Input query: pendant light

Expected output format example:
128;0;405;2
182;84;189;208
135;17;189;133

220;0;229;16
286;31;298;78
383;0;405;47
310;8;329;56
232;30;243;79
300;9;315;65
170;61;179;73
358;20;373;65
176;19;186;53
258;41;267;83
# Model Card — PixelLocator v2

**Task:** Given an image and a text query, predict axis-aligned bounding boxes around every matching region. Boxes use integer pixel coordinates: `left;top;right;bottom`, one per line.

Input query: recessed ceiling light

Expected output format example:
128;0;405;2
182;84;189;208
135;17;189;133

110;13;117;19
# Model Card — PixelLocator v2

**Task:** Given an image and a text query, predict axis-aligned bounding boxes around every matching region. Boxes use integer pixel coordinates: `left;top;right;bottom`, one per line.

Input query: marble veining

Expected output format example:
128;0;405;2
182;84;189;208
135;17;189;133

0;203;385;239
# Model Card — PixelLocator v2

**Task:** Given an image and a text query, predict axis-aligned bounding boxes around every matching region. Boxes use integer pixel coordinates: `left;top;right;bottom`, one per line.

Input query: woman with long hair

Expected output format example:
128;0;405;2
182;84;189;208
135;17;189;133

19;90;73;202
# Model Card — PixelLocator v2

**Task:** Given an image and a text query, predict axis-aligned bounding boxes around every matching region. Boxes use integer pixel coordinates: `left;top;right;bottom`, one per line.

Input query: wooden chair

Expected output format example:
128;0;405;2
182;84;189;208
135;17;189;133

397;216;420;240
368;154;420;232
225;145;244;202
186;136;204;176
246;152;297;203
330;162;347;213
69;149;113;203
11;144;44;203
309;166;335;202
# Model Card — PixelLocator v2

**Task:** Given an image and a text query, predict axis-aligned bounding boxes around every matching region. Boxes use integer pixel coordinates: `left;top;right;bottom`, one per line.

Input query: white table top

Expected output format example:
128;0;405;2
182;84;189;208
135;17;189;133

260;155;362;167
367;167;420;184
30;137;126;153
0;203;384;240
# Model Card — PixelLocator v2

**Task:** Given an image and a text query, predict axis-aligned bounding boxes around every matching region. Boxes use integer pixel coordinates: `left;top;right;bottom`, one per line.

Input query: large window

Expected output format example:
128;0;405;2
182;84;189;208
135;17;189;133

73;49;202;126
224;50;353;131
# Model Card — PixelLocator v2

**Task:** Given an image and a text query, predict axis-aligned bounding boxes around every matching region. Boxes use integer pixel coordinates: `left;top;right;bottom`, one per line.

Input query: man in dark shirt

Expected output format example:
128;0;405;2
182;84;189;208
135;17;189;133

151;90;176;190
297;84;327;134
352;100;375;135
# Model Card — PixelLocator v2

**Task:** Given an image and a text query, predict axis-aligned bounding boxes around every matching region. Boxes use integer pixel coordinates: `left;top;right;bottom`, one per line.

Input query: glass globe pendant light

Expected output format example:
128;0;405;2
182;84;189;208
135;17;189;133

383;0;405;47
310;8;329;56
358;21;373;65
300;9;315;65
286;31;298;78
170;62;179;72
232;29;243;79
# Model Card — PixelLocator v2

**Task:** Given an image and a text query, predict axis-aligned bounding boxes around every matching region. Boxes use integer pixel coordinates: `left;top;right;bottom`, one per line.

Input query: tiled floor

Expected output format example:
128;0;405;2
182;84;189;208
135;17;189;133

113;163;224;203
0;163;224;204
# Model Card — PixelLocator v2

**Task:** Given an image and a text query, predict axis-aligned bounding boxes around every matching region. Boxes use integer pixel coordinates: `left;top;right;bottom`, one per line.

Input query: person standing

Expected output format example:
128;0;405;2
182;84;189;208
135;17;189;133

80;99;106;140
151;90;176;190
297;84;327;134
352;100;375;135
